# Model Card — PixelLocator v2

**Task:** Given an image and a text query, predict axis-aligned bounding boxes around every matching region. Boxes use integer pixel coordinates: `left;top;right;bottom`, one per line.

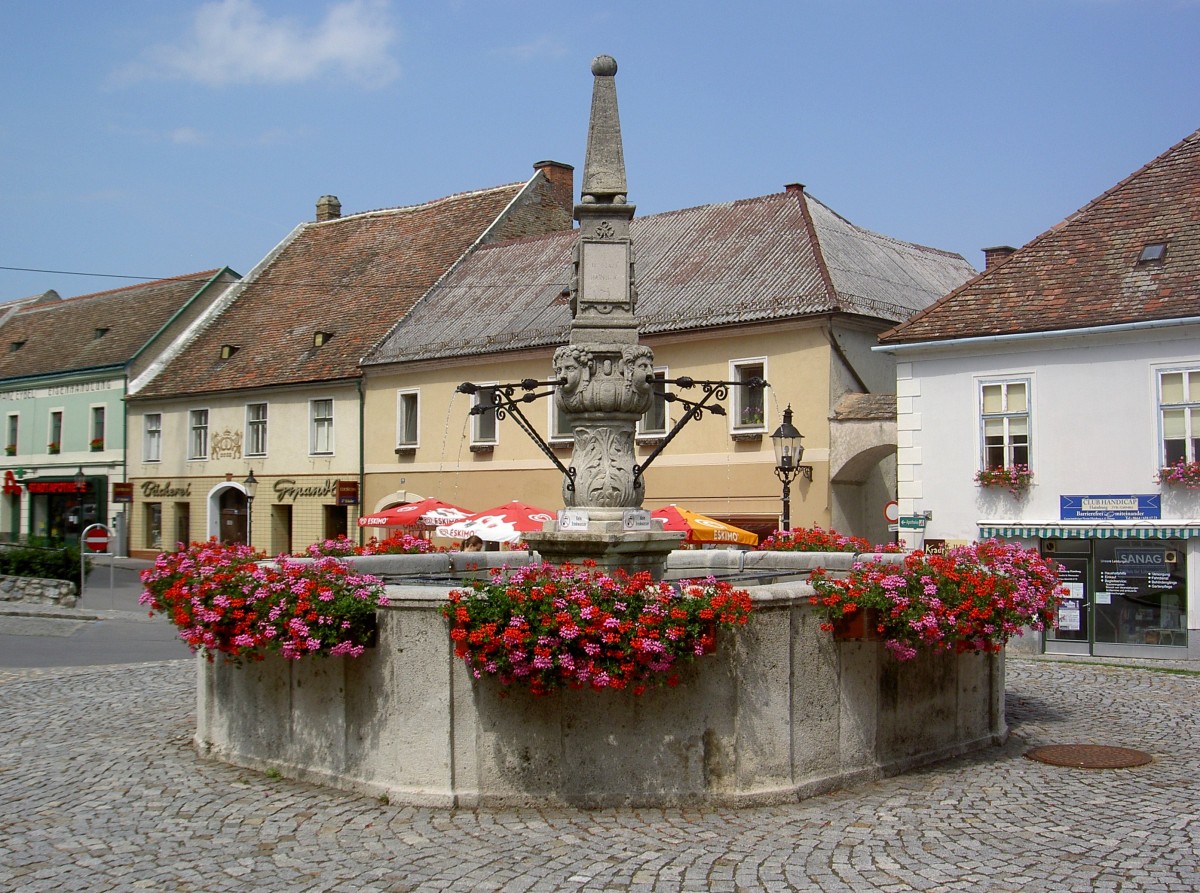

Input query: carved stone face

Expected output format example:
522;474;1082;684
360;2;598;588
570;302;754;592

631;352;655;395
554;347;590;394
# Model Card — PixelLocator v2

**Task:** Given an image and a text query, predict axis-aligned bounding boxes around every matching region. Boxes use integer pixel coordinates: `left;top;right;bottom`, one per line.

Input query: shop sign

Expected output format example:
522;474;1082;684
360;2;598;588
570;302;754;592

2;471;21;496
336;480;359;506
27;480;87;494
113;482;134;503
1060;494;1160;521
273;478;338;503
141;481;192;498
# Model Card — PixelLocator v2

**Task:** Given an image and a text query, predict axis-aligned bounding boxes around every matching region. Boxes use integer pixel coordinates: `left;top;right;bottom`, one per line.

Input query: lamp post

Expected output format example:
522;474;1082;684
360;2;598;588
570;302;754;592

73;467;86;539
770;405;811;531
243;470;258;548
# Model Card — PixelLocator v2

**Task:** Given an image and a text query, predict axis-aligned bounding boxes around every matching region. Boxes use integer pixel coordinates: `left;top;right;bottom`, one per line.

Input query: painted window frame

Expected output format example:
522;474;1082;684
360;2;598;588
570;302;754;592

246;402;268;457
396;389;419;449
549;396;572;445
5;413;17;454
472;383;499;446
90;404;106;449
188;409;209;460
730;358;767;432
1158;367;1200;465
978;377;1032;470
48;409;63;453
310;398;335;456
637;367;670;437
144;413;162;463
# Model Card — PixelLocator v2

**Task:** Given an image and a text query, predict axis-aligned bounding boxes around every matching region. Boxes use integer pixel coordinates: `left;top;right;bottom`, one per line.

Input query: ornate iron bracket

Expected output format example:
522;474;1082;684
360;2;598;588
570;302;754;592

633;376;767;484
457;378;577;491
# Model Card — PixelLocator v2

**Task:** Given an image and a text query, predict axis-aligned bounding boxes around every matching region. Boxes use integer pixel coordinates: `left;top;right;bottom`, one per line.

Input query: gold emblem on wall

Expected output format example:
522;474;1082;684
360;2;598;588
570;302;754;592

210;430;243;460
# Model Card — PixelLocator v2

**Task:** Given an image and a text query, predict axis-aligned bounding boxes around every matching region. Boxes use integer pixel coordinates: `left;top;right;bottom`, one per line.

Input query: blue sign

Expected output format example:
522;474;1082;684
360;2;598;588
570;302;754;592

1060;494;1161;521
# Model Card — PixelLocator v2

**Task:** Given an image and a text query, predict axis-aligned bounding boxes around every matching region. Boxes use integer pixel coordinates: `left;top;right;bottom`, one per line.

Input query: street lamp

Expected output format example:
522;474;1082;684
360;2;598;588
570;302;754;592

243;469;258;548
73;467;86;538
770;405;811;531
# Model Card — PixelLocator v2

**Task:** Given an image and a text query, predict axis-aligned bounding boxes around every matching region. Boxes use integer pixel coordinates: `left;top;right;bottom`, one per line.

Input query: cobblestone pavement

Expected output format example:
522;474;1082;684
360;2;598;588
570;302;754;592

1;657;1197;892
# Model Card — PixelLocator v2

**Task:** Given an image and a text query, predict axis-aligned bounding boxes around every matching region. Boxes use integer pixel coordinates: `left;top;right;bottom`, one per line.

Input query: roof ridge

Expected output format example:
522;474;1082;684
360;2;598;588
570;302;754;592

319;181;526;224
29;270;223;306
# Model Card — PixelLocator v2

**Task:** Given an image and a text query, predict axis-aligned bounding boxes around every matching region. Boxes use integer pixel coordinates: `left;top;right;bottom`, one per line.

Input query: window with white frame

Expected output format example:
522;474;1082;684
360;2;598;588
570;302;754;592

731;359;766;430
310;399;334;455
550;399;573;443
48;410;63;452
90;405;105;449
188;409;208;460
144;414;162;463
638;368;669;437
980;380;1030;469
246;403;268;456
1160;368;1200;465
472;385;498;445
396;390;419;448
6;413;17;454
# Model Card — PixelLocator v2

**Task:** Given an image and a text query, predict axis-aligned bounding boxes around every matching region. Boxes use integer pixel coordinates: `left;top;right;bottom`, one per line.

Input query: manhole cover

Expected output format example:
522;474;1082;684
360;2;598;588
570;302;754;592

1024;744;1153;769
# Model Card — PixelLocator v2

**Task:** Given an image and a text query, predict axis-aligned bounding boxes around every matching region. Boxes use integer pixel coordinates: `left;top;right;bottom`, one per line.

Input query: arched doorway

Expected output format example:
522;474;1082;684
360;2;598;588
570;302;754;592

208;482;250;544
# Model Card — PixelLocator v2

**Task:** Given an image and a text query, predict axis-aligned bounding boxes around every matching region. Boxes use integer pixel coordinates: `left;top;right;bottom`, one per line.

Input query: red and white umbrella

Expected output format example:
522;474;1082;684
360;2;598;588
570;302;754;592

436;501;556;543
358;497;471;529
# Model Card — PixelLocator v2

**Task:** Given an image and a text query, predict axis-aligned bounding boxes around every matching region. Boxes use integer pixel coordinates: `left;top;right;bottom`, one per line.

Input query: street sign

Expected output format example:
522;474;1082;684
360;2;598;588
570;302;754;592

83;525;111;553
883;500;899;524
898;515;927;530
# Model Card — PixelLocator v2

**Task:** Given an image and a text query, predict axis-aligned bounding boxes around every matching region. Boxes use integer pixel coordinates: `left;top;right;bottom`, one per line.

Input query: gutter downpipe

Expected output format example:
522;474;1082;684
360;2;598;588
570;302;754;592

872;316;1200;354
358;377;365;547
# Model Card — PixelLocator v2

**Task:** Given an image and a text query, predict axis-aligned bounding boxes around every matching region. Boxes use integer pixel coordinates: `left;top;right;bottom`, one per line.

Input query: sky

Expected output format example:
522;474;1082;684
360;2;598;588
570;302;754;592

2;0;1199;302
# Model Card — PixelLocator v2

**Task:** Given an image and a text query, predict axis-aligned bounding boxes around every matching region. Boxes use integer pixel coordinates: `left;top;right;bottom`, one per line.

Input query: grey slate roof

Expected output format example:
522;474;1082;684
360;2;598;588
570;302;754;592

363;188;976;365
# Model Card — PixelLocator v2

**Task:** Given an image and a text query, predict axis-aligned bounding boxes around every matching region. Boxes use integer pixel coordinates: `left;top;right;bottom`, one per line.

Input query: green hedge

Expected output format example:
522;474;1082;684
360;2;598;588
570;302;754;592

0;543;89;594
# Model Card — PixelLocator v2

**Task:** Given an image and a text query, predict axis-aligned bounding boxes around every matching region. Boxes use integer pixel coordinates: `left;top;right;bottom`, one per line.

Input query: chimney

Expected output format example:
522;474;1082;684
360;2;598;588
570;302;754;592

533;160;575;218
315;195;342;222
784;183;805;194
983;245;1016;270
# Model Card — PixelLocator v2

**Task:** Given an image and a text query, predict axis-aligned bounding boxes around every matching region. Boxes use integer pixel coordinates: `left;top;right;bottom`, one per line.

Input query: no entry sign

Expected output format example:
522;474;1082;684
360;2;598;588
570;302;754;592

83;525;111;553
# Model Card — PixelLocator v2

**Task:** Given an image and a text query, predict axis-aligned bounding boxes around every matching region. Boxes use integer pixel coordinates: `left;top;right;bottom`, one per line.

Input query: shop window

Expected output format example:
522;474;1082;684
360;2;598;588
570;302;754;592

144;414;162;463
638;369;669;437
310;399;334;455
980;379;1030;469
1159;369;1200;465
246;403;268;457
731;359;766;431
396;390;419;449
145;502;163;551
188;409;208;460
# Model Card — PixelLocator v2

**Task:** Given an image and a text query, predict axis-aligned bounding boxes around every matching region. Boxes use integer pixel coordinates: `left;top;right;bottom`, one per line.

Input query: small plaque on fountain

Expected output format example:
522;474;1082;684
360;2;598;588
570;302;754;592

621;509;652;531
558;509;590;531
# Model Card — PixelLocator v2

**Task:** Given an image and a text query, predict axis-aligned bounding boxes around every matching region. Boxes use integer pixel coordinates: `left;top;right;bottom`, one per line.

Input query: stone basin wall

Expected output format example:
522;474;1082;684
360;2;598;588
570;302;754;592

194;550;1005;808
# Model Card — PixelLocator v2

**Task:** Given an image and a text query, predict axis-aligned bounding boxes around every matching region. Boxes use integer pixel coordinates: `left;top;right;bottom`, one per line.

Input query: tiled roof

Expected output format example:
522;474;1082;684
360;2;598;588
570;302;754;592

364;189;975;365
881;128;1200;345
134;182;532;399
0;272;225;383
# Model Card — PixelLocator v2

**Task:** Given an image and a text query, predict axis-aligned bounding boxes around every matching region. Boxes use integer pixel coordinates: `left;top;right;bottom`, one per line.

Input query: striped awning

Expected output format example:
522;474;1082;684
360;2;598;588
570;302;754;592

979;523;1199;540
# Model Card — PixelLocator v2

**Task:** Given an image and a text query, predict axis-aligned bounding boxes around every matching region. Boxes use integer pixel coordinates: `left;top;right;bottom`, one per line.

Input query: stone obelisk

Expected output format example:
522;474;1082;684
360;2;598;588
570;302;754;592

524;55;683;576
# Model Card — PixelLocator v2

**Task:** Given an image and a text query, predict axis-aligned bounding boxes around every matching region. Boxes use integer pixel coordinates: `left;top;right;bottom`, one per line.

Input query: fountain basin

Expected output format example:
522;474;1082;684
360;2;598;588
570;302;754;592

194;553;1005;808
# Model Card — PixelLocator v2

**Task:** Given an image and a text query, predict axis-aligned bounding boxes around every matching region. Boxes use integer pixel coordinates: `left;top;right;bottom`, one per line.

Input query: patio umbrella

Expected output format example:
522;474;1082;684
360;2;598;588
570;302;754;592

651;505;759;547
357;497;471;529
436;501;556;543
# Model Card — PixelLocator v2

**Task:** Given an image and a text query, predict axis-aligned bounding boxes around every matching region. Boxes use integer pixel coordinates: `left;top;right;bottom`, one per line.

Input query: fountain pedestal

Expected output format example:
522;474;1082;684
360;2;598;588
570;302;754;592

524;523;683;579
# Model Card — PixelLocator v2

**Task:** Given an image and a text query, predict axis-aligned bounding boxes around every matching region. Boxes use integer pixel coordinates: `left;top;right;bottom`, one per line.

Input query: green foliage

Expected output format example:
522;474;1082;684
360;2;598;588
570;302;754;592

0;543;90;594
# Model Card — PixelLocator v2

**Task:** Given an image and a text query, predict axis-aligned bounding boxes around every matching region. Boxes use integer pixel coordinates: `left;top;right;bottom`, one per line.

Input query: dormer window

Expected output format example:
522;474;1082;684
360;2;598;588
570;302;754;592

94;327;110;340
9;341;25;353
219;344;239;360
313;331;333;348
1138;242;1168;264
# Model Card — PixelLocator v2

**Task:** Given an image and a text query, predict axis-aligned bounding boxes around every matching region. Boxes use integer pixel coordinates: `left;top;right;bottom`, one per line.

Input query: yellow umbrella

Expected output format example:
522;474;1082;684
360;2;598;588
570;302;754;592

651;505;759;547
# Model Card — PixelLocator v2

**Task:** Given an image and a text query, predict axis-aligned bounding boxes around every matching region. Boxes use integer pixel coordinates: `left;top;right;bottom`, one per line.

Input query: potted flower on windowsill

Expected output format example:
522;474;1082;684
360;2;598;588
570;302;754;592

1155;459;1200;489
4;445;14;456
89;438;104;452
47;442;60;455
809;540;1063;661
974;464;1033;495
443;561;752;697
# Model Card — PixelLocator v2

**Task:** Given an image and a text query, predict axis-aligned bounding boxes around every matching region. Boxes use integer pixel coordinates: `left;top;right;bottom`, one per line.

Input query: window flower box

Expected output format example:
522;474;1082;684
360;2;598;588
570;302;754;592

4;445;14;456
47;442;60;455
1155;459;1200;489
89;438;104;451
974;464;1032;495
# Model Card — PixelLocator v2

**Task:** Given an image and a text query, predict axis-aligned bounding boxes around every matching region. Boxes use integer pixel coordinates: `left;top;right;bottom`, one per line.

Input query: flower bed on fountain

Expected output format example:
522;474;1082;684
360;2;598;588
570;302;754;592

443;562;752;696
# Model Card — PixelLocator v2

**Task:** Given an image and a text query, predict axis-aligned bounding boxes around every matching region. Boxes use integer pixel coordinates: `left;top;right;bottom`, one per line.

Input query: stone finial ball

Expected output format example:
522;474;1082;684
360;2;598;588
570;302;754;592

591;55;617;76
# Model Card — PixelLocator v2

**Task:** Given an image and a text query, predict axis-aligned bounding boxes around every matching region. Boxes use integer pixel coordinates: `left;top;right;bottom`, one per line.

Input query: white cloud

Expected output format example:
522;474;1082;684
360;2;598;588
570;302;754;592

168;126;207;145
492;35;568;63
136;0;400;88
